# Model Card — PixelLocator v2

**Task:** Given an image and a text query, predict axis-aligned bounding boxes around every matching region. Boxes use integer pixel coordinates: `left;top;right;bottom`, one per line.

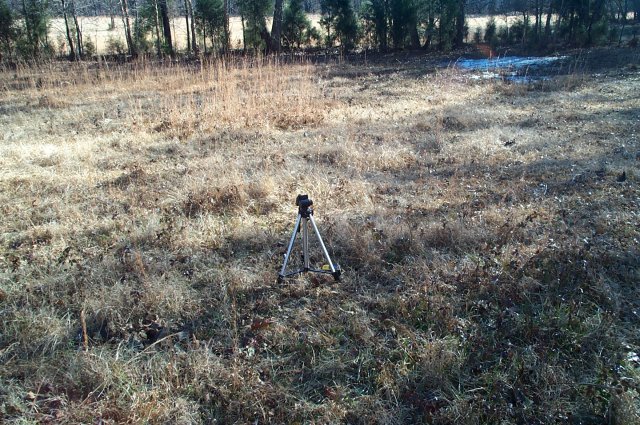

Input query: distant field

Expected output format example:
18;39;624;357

49;15;323;54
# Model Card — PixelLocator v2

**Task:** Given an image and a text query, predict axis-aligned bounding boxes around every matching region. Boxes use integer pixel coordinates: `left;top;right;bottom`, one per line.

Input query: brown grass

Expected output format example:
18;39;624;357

1;48;640;424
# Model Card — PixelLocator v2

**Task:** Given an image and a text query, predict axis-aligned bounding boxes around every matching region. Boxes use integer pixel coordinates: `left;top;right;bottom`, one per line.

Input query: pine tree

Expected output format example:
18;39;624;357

0;0;16;59
361;0;389;50
196;0;225;51
237;0;272;51
283;0;317;48
320;0;359;50
21;0;50;58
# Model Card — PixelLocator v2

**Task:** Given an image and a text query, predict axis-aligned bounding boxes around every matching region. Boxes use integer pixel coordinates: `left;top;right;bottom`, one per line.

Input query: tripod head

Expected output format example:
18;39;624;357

296;194;313;218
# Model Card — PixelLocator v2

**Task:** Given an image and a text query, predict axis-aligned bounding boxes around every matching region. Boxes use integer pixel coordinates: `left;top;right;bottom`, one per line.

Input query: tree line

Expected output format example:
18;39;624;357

0;0;638;61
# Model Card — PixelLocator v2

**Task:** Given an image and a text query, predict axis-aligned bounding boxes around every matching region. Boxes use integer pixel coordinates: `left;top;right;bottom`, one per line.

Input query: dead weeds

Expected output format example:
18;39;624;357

1;50;639;424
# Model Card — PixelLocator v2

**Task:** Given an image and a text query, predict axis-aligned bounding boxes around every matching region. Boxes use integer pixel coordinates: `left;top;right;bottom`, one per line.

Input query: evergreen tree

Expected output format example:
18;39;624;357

21;0;50;58
388;0;420;49
237;0;272;51
320;0;359;50
196;0;225;51
282;0;318;48
484;16;497;45
454;0;466;48
131;1;157;54
0;0;16;58
132;0;176;56
436;0;458;50
361;0;389;50
362;0;465;51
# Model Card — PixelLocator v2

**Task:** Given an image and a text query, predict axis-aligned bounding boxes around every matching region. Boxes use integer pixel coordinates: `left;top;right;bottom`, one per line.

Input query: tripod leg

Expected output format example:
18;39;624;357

279;214;302;280
302;218;310;271
309;215;341;280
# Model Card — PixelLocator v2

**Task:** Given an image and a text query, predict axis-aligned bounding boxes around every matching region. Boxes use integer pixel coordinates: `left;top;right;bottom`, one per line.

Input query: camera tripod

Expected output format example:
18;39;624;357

278;195;341;283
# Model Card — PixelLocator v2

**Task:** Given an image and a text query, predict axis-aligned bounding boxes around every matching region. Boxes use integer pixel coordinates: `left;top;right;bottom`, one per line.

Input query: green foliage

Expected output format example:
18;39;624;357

132;10;153;54
389;0;417;48
132;1;158;53
0;0;16;58
21;0;50;58
556;0;609;46
83;38;96;57
361;0;389;50
484;17;497;45
196;0;225;50
496;24;510;45
415;0;437;48
429;0;456;50
282;0;319;48
320;0;359;50
106;36;126;55
508;18;531;44
473;26;481;44
485;0;611;48
131;0;175;56
237;0;272;50
361;0;467;51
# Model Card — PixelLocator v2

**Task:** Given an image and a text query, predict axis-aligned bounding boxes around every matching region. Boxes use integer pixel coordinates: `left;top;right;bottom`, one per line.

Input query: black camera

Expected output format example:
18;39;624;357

296;194;313;218
295;194;313;209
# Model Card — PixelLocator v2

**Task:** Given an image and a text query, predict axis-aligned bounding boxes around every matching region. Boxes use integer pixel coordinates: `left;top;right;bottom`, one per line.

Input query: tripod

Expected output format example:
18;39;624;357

278;195;341;282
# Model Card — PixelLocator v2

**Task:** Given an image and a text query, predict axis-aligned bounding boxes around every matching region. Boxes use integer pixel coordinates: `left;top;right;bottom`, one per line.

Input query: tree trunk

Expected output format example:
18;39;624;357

186;0;198;53
260;23;273;53
241;14;246;51
71;0;83;58
618;0;628;45
159;0;174;57
271;0;283;52
21;0;36;58
410;12;420;49
423;15;434;49
545;1;553;37
203;16;207;54
154;0;162;56
183;0;190;52
454;0;466;48
119;0;136;56
107;0;115;29
61;0;77;60
586;0;605;46
223;0;230;51
535;0;540;38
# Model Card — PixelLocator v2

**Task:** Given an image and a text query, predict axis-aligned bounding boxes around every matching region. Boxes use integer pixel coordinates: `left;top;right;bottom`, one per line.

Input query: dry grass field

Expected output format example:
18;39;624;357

1;48;639;423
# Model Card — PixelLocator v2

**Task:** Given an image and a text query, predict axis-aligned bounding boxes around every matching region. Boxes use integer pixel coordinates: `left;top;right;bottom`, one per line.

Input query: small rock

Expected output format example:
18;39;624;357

617;171;627;182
